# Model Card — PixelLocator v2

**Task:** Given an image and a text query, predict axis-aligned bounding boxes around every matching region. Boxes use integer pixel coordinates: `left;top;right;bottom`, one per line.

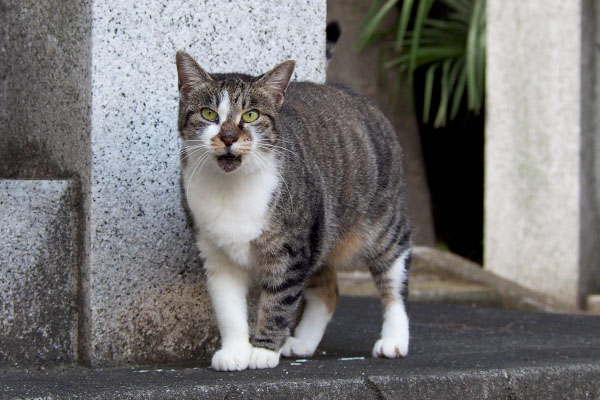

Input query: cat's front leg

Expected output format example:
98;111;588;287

249;255;307;369
203;250;253;371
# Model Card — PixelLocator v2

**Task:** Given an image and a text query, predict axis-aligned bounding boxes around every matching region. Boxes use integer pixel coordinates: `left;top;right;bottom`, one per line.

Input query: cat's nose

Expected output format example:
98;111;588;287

219;130;238;147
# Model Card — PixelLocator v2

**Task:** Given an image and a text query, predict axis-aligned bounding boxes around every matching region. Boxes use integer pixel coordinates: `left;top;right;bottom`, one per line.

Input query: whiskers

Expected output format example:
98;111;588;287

180;143;207;162
182;144;212;199
252;139;306;213
255;138;309;169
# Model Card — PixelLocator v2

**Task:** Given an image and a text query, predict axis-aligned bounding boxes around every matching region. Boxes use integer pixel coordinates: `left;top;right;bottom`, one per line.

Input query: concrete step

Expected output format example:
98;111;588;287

338;247;582;314
2;296;599;399
339;270;503;307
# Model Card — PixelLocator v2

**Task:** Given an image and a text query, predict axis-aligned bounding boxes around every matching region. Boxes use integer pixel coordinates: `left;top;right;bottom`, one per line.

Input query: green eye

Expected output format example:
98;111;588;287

242;110;259;123
201;108;218;122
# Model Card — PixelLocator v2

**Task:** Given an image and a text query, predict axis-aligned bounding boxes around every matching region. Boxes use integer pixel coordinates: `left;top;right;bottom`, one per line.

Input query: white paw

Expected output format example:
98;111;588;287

211;342;252;371
249;347;280;369
372;337;409;358
281;336;316;358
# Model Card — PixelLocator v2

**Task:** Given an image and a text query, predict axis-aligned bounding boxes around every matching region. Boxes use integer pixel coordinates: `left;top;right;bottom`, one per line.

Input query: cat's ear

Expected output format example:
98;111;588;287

176;51;213;94
255;60;296;109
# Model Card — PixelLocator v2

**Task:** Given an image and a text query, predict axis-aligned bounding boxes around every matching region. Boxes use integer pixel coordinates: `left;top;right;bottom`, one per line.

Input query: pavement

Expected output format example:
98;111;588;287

2;296;600;399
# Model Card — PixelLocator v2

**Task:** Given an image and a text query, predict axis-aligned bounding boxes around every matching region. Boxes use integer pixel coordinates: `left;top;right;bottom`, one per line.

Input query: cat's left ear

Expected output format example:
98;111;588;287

176;50;213;95
255;60;296;109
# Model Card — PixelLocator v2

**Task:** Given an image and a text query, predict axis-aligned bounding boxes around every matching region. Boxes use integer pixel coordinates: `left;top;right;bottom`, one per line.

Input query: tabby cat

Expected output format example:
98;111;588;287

176;51;412;371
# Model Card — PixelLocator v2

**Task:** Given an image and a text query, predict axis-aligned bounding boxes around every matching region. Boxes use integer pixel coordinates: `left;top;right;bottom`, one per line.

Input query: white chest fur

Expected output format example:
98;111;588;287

183;154;279;267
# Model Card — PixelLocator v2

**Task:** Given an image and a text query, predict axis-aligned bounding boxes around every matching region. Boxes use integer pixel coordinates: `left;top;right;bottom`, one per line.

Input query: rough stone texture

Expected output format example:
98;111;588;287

1;0;94;366
0;180;78;367
485;0;600;308
0;0;92;181
1;0;326;366
326;0;436;247
87;0;326;365
2;297;600;399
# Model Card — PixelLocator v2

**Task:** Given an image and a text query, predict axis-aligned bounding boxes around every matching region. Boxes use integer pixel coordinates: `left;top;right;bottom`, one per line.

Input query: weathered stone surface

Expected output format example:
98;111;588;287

1;0;94;367
0;0;92;181
485;0;600;307
0;180;78;366
2;0;326;367
86;0;326;365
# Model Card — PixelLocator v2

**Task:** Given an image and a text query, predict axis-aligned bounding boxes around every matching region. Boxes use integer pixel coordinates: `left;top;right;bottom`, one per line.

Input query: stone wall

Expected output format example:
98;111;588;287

0;0;326;367
485;0;600;308
0;181;78;366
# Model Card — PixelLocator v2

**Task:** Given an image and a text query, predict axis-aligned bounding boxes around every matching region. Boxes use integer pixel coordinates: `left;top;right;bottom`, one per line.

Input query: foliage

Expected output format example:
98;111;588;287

358;0;486;128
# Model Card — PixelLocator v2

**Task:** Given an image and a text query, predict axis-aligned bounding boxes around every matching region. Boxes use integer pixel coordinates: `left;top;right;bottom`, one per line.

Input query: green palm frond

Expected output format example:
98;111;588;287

358;0;486;128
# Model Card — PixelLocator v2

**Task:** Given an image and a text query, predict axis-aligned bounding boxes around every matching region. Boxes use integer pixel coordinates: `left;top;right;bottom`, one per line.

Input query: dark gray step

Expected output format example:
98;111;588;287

2;297;599;399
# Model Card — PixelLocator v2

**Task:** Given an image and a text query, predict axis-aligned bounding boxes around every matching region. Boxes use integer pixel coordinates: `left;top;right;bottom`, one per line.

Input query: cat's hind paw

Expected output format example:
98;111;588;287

372;337;408;359
211;342;252;371
249;347;280;369
281;336;316;358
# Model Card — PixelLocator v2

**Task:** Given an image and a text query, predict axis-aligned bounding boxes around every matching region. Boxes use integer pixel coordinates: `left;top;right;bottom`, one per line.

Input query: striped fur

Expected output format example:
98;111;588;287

176;51;412;371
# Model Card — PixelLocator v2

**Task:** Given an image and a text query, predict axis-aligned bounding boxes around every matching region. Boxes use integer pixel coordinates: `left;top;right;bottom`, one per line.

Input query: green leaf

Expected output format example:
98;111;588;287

358;0;487;128
394;0;415;52
423;63;439;123
450;67;467;119
434;59;451;127
441;0;469;15
466;0;484;112
409;0;435;90
357;0;400;50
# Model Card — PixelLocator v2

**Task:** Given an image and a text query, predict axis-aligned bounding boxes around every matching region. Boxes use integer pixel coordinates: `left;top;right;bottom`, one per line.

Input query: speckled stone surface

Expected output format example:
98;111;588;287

1;0;92;365
87;1;326;365
0;180;78;366
485;0;600;307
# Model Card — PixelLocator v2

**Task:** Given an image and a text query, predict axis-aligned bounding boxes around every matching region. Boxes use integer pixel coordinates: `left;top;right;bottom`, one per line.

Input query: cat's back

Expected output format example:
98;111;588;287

276;81;405;234
281;82;401;162
280;81;402;182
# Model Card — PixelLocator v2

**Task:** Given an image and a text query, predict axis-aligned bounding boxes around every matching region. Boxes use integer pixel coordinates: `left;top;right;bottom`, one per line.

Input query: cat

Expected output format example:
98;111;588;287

175;51;412;371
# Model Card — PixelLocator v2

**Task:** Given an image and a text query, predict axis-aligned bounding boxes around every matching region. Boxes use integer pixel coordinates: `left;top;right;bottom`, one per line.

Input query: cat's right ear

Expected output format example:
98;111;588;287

255;60;296;110
176;51;213;95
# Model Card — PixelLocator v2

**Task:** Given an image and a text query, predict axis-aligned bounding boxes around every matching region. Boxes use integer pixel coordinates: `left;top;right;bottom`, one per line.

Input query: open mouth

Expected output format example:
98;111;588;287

216;153;242;173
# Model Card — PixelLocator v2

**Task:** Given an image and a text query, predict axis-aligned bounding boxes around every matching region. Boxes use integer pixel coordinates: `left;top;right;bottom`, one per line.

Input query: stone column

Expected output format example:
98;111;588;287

485;0;600;308
87;0;325;366
1;0;325;366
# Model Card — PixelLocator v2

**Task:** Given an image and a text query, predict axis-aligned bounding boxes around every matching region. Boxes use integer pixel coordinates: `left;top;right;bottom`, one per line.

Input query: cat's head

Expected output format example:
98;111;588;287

176;51;295;174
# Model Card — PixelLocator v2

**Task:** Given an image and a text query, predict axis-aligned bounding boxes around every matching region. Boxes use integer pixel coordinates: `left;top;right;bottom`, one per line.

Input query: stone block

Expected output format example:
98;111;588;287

485;0;600;307
0;180;77;366
2;0;327;366
86;0;325;365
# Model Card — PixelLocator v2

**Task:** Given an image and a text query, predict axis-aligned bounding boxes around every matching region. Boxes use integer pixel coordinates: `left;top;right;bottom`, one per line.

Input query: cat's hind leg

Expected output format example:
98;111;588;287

281;264;338;358
368;225;411;358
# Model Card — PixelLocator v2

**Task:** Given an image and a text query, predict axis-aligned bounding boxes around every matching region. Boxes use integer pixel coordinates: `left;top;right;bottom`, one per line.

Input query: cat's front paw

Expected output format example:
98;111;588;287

211;342;252;371
372;337;409;358
249;347;280;369
281;336;316;358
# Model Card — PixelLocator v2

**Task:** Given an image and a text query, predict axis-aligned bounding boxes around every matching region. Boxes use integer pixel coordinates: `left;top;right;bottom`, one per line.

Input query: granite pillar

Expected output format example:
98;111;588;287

485;0;600;308
1;0;326;366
